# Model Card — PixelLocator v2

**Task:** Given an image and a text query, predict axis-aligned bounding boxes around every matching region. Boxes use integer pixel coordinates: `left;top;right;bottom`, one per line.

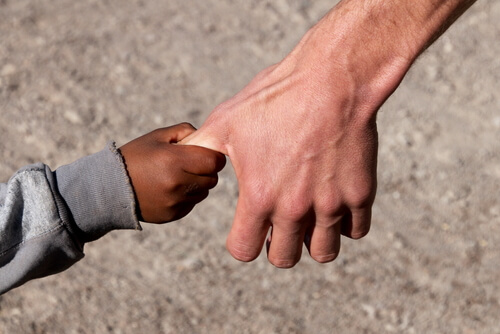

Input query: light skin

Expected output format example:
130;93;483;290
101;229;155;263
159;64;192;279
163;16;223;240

119;123;226;223
182;0;478;267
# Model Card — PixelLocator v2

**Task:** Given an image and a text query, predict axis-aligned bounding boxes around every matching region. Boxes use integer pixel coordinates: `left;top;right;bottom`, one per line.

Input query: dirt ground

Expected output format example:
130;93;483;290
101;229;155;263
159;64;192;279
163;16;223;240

1;1;499;333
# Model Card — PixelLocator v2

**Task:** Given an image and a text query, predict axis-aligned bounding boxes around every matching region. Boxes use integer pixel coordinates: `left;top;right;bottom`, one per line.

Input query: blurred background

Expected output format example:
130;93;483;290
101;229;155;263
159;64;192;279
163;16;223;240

1;1;499;333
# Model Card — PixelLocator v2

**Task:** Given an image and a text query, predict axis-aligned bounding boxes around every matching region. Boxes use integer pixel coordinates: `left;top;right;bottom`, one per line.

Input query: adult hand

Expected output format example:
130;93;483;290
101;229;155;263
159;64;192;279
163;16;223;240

183;0;475;267
184;43;383;267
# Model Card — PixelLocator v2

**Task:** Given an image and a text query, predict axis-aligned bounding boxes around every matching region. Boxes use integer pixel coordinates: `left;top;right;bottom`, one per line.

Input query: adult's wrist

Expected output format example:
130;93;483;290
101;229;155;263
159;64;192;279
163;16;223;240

319;0;476;62
280;8;412;120
284;0;476;116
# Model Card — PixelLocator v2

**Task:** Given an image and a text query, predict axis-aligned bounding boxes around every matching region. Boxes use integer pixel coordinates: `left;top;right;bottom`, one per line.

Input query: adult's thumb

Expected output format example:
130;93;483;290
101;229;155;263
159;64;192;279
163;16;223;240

179;122;228;155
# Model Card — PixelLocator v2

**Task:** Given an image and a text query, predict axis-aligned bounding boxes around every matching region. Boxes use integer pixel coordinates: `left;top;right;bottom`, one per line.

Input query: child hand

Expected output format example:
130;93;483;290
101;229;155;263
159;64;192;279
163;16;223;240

119;123;226;223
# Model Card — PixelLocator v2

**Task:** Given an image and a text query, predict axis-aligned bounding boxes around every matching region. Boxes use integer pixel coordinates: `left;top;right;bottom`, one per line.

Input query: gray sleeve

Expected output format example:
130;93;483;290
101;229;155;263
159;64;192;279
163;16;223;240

55;142;141;242
0;142;141;294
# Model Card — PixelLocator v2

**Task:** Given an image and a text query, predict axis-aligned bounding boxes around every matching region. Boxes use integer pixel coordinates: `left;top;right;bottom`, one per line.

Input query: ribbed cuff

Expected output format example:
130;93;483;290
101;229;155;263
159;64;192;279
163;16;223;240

55;142;141;243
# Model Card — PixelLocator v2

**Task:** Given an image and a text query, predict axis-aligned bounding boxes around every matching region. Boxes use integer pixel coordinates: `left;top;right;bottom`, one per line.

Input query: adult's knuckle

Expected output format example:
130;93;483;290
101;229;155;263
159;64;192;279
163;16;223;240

278;195;310;222
246;181;275;214
345;182;375;209
315;193;343;217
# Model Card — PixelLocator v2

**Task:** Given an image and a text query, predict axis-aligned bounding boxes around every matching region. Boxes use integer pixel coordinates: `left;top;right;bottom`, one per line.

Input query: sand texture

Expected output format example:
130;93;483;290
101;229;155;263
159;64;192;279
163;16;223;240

1;1;499;333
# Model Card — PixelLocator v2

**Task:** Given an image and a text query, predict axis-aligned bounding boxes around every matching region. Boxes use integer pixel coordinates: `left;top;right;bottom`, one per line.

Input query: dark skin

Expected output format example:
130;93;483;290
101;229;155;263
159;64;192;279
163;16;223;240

119;123;226;223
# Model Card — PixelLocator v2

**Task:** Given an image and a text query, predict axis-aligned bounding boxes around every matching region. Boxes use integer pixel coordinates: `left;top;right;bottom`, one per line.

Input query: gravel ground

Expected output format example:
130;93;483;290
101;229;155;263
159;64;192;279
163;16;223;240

1;1;499;333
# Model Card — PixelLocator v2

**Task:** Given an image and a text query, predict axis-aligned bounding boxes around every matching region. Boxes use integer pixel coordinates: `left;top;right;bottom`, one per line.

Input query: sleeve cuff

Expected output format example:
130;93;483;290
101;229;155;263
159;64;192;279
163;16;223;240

55;142;142;243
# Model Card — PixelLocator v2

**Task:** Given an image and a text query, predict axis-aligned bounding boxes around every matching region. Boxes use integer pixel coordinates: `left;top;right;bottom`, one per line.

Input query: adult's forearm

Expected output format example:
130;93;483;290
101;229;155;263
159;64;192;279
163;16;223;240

327;0;477;58
394;0;477;55
283;0;477;117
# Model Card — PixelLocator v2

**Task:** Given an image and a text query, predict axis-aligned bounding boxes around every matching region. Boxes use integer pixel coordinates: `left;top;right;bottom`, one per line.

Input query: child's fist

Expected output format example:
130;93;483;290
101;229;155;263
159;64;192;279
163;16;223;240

119;123;226;223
